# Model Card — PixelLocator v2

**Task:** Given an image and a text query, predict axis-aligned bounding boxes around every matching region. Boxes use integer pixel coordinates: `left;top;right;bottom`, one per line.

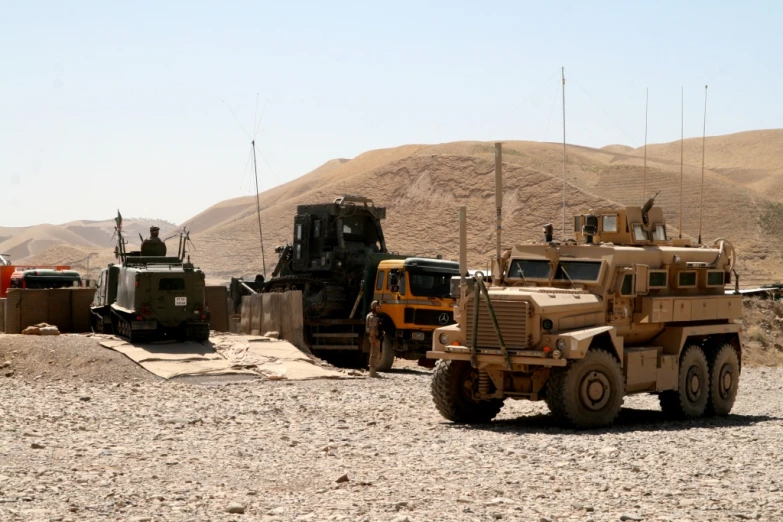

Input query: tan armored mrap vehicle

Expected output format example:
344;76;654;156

428;199;742;429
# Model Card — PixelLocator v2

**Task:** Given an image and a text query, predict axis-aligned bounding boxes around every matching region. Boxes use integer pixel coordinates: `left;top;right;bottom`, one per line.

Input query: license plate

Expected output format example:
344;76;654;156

175;297;187;306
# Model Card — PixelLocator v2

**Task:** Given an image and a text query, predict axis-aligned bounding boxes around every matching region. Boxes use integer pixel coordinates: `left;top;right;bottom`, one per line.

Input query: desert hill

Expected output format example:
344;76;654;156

17;129;783;287
0;218;176;266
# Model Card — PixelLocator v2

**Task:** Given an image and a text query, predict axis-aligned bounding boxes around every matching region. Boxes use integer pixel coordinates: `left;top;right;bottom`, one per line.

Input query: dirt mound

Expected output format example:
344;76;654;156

0;334;155;383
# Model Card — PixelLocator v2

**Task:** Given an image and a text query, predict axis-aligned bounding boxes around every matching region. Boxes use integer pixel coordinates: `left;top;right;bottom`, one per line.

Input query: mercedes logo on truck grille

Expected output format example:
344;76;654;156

438;312;450;325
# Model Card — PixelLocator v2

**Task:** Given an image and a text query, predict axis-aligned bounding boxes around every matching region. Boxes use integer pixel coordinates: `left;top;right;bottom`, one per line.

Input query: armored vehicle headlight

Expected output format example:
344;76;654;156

438;333;450;345
542;318;554;330
556;338;566;350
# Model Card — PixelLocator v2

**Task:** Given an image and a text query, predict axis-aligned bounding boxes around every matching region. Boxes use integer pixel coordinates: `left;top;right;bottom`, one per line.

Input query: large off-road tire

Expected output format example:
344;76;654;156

431;360;504;423
376;337;396;372
706;344;740;416
659;345;710;419
546;349;624;429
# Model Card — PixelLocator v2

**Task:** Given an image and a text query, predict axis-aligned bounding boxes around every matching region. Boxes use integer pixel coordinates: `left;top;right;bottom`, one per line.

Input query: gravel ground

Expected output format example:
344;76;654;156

1;336;783;521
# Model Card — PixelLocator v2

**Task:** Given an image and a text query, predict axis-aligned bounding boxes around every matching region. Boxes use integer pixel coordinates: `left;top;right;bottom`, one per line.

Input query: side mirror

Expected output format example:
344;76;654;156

634;264;649;296
390;285;400;293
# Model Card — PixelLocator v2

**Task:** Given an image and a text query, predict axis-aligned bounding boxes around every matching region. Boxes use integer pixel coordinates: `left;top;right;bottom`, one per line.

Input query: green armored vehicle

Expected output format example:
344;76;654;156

91;213;210;342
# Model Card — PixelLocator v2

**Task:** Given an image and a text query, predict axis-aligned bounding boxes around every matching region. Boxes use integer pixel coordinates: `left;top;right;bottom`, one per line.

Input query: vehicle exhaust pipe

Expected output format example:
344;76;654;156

459;206;468;277
494;143;503;264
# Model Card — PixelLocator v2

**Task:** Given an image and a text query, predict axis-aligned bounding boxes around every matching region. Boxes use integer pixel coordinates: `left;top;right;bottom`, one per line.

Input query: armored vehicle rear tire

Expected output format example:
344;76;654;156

376;337;396;372
659;345;710;419
431;360;503;423
706;344;740;416
546;348;624;429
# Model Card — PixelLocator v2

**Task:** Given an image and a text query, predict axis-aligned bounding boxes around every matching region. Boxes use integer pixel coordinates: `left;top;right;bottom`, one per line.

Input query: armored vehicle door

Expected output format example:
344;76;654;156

609;267;635;325
292;215;312;271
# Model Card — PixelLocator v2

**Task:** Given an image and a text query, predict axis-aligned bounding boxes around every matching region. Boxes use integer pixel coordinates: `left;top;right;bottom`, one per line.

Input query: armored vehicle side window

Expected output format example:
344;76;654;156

312;220;321;238
508;259;551;279
376;270;385;291
707;270;725;287
554;261;602;282
159;278;185;291
678;271;697;288
649;270;668;288
602;215;618;233
653;224;666;241
633;224;647;241
621;274;634;296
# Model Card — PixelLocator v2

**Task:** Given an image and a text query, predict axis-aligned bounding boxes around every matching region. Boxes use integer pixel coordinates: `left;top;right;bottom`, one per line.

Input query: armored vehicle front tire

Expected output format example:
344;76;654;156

376;337;396;372
659;345;710;419
546;348;624;429
706;344;740;416
431;360;503;423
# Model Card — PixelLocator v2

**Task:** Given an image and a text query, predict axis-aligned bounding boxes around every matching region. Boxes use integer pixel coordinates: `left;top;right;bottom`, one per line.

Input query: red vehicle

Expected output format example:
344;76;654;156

0;263;75;298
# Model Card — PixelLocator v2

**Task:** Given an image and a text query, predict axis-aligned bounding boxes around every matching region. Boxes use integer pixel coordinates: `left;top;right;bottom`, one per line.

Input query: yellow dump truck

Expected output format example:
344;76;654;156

373;258;459;369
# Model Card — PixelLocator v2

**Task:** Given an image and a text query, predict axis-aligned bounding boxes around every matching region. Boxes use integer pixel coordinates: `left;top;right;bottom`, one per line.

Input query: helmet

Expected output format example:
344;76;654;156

150;226;160;233
370;300;380;309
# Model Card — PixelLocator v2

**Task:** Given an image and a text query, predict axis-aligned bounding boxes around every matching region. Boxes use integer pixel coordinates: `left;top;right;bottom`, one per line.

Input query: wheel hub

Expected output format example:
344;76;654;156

579;371;611;410
686;366;702;402
719;364;733;398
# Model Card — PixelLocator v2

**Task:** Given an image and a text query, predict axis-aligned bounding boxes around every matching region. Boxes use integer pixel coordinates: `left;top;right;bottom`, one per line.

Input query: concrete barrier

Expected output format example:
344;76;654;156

205;285;230;332
240;290;305;350
2;288;96;334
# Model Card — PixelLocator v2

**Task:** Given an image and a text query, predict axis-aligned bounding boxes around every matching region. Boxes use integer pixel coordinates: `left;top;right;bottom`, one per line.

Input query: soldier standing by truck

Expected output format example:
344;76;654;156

366;300;382;377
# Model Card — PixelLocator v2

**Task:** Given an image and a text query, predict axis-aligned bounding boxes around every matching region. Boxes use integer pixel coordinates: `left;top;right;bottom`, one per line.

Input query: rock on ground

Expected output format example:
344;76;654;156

0;336;782;521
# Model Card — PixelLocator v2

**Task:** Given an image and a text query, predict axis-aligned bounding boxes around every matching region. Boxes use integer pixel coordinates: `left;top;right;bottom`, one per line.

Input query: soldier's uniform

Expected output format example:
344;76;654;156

142;226;167;256
365;301;381;378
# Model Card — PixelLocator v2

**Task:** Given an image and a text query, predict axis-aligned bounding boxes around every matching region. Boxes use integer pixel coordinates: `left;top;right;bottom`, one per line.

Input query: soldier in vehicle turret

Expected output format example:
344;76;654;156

141;226;167;256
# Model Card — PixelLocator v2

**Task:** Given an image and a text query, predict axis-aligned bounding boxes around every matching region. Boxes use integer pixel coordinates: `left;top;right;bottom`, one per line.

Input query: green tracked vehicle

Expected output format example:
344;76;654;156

91;212;210;342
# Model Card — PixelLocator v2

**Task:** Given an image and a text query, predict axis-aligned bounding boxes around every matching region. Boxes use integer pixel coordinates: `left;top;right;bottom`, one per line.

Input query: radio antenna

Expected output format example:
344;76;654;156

679;86;684;239
643;87;648;200
697;85;708;245
251;140;267;277
561;66;567;238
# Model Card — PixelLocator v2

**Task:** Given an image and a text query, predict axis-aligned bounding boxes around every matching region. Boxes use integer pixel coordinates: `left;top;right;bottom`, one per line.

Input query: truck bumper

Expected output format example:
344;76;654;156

426;348;567;368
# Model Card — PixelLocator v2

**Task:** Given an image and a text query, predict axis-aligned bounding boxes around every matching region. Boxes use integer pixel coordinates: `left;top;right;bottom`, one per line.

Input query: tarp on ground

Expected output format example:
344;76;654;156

209;332;346;380
97;333;348;381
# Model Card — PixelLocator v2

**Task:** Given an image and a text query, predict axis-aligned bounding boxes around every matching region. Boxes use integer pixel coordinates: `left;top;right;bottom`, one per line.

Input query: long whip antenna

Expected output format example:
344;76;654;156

561;66;567;238
679;86;684;239
697;85;708;245
251;140;267;277
643;87;648;200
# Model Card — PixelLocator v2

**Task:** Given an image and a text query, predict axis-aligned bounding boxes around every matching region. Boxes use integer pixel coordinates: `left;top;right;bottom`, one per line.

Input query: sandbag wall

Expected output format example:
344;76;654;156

239;290;305;349
2;288;96;334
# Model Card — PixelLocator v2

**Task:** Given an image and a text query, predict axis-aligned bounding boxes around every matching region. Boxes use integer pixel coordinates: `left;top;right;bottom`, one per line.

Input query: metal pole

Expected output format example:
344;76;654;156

459;206;468;277
643;87;648;201
697;85;708;245
494;143;503;264
679;86;684;239
561;67;567;239
251;140;267;276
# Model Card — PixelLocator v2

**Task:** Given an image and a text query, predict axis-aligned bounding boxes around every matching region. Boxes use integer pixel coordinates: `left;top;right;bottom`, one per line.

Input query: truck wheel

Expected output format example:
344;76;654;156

431;360;503;423
659;345;710;419
547;349;624;429
706;344;740;416
376;337;396;372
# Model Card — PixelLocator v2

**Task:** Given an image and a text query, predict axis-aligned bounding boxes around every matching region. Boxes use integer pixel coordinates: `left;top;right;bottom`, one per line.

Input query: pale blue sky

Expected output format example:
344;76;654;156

1;1;780;227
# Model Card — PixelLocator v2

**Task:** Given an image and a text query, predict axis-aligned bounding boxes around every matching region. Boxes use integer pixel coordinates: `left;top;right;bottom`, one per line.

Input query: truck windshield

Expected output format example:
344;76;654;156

554;261;602;282
409;271;452;298
508;259;551;279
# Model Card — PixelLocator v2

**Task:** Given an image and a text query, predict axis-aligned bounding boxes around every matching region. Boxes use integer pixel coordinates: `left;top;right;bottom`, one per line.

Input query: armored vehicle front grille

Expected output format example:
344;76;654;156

465;299;529;350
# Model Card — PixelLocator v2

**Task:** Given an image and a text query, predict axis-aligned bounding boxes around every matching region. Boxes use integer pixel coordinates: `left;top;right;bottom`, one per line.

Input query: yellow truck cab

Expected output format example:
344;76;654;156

372;257;459;366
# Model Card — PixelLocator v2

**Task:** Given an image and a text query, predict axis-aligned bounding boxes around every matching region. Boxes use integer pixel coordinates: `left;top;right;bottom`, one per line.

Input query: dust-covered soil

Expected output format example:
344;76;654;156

1;335;783;521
